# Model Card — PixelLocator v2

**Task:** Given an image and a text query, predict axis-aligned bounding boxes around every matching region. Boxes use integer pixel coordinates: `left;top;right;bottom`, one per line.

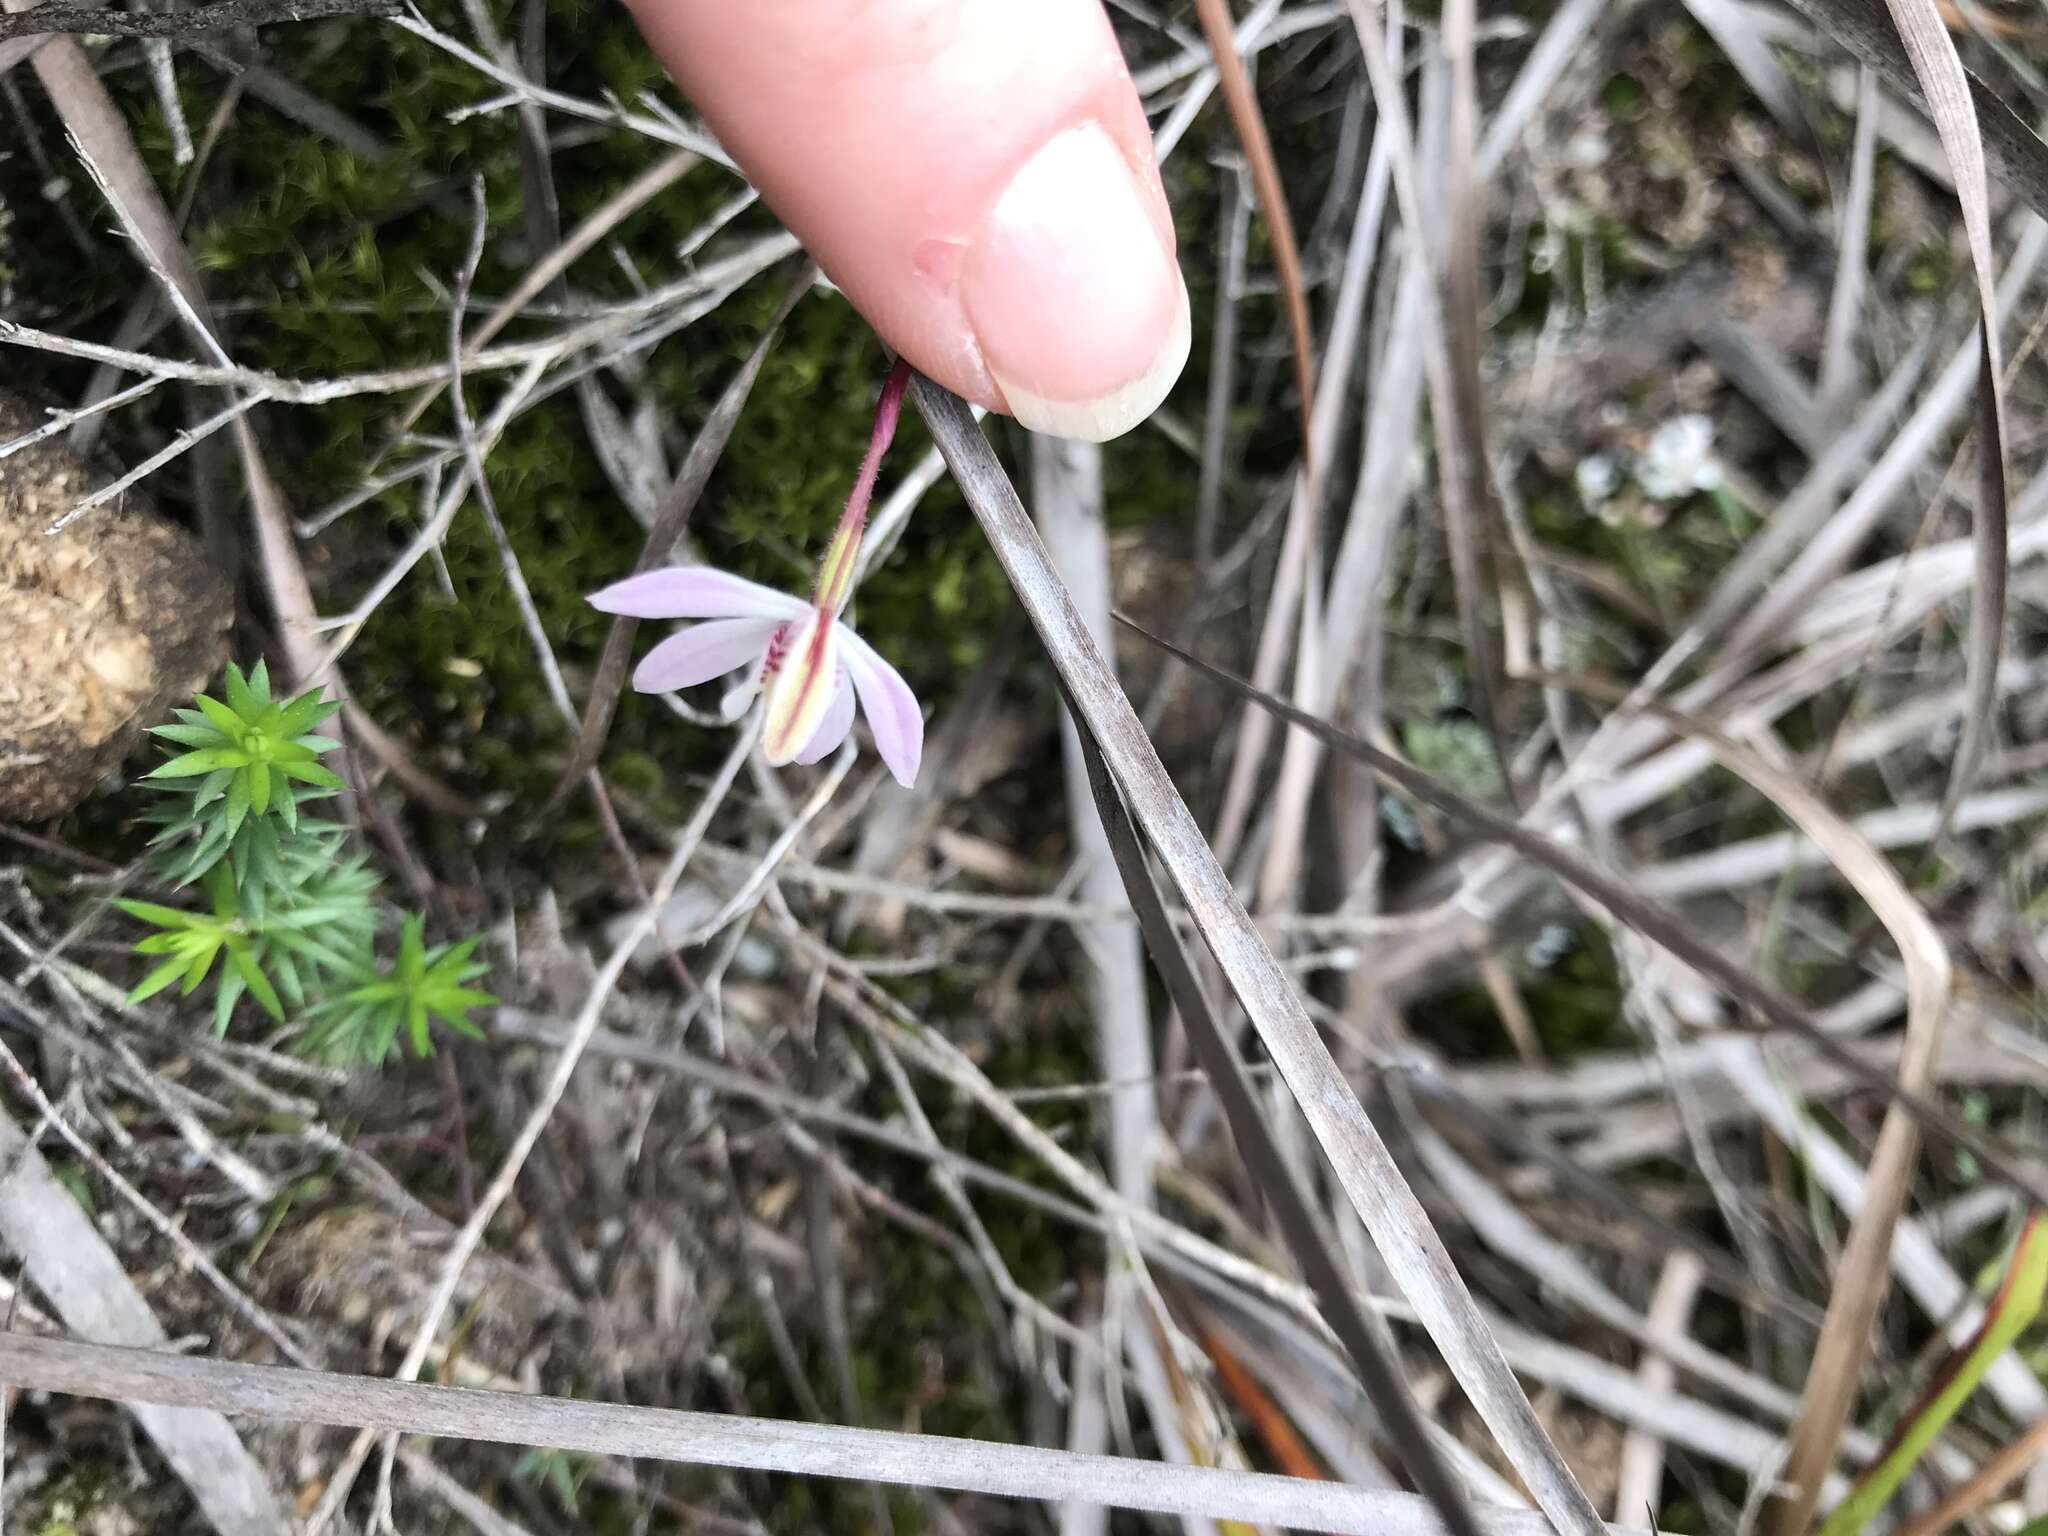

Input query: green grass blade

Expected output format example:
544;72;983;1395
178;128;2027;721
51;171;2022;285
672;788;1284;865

1815;1211;2048;1536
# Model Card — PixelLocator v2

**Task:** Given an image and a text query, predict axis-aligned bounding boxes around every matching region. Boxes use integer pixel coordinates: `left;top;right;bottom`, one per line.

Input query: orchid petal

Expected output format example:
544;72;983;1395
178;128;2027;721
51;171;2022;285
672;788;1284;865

631;618;781;694
761;611;842;766
591;566;808;622
792;672;857;765
841;628;923;787
718;680;759;723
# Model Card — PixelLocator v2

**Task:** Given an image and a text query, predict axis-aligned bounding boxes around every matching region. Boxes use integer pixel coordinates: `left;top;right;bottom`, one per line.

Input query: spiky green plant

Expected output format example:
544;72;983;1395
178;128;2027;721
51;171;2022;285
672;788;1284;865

299;914;490;1065
140;660;344;904
119;867;287;1038
120;663;492;1065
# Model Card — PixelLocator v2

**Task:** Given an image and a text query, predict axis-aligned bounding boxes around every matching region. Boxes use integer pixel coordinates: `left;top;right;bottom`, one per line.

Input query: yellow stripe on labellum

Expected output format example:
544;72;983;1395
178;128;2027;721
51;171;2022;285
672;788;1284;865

761;609;840;765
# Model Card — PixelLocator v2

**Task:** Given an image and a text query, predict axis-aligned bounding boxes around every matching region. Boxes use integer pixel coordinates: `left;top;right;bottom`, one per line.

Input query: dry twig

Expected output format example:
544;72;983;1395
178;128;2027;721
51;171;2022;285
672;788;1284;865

0;0;394;40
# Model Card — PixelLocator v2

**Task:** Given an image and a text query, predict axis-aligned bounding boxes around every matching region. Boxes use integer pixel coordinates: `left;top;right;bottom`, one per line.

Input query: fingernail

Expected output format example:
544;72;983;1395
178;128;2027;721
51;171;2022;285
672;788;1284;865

962;123;1190;442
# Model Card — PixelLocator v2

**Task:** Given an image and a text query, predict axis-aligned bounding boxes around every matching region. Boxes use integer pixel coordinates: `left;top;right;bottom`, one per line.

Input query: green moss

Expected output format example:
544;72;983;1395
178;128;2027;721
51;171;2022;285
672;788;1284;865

1423;921;1628;1061
1521;924;1628;1059
23;1464;125;1536
1401;717;1507;799
1602;72;1649;120
1906;243;1959;294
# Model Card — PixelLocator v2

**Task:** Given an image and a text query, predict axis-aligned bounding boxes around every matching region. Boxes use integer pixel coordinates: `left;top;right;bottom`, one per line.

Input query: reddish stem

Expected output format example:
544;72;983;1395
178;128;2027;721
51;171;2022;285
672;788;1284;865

814;355;914;612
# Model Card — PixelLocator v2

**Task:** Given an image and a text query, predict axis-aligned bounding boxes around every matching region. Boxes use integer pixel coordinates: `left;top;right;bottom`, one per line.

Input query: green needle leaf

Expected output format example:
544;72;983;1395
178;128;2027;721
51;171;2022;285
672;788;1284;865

146;748;242;779
127;956;190;1005
194;693;246;738
223;661;260;719
228;946;285;1023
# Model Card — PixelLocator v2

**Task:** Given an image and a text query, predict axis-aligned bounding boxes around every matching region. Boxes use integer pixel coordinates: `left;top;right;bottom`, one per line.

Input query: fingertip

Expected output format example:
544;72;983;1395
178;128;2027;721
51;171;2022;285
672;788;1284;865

988;273;1192;442
624;0;1189;441
962;121;1190;441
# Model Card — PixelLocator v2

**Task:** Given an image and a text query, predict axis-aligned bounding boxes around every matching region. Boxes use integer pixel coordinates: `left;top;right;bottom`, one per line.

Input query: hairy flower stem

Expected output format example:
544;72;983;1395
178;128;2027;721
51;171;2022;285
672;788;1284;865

814;356;912;616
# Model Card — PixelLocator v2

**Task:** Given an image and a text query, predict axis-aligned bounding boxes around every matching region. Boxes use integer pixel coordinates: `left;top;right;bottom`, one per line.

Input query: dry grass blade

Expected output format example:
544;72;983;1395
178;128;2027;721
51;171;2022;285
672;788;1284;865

0;32;43;70
1713;1045;2048;1426
1341;0;1518;802
913;378;1605;1536
1943;329;2012;848
0;1332;1667;1536
1863;0;2011;849
1614;1253;1705;1523
1032;434;1157;1207
1408;1072;1806;1322
1190;0;1315;456
1475;0;1609;174
1195;162;1250;572
1820;67;1879;415
1067;713;1483;1536
1121;619;2046;1211
0;1024;309;1366
1630;726;1950;1536
1253;95;1398;908
1779;0;2048;219
1409;1126;1807;1427
1439;0;1516;808
401;1448;545;1536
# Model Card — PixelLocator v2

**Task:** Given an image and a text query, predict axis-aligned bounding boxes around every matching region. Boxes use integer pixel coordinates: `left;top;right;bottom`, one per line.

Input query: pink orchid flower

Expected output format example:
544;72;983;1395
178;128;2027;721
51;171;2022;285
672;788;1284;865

588;360;924;787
